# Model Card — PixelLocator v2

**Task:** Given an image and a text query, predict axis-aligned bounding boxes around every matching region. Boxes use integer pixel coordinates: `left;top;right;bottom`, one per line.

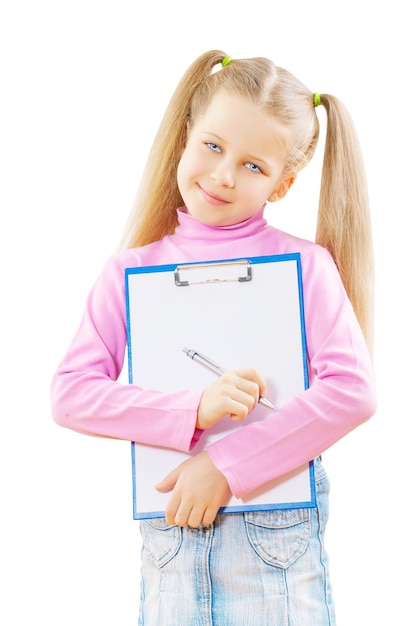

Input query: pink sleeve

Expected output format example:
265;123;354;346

206;246;377;498
50;256;203;452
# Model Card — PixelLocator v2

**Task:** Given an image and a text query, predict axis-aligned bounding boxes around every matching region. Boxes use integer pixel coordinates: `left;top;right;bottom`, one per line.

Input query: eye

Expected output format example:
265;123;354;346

245;162;262;173
207;142;221;153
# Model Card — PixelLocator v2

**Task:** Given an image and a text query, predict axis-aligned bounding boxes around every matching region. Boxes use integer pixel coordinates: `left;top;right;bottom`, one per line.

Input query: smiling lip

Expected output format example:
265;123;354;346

198;184;230;206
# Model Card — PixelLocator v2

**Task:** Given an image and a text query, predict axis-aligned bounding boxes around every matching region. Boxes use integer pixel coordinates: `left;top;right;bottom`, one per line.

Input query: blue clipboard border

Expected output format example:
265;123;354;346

126;253;316;519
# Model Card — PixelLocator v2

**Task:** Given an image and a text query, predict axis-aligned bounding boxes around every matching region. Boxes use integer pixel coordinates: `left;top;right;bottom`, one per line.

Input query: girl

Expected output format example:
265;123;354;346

51;50;377;625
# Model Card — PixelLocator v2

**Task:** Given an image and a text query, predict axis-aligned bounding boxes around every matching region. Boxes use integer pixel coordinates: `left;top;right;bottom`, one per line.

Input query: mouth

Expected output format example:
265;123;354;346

198;184;230;206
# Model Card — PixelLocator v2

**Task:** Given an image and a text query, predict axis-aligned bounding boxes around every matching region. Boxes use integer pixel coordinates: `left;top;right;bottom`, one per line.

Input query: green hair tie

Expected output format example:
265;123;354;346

221;55;232;67
313;92;321;107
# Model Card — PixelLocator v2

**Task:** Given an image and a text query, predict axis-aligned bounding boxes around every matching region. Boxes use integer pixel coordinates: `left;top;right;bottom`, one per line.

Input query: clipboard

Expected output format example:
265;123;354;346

125;253;316;519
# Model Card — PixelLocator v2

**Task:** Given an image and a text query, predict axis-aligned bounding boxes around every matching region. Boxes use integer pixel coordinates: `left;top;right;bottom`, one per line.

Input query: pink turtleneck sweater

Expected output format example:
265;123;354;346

51;207;377;498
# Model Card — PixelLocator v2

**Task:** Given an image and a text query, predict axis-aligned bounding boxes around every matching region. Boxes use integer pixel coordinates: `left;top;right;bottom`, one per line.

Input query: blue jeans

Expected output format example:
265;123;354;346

138;458;336;625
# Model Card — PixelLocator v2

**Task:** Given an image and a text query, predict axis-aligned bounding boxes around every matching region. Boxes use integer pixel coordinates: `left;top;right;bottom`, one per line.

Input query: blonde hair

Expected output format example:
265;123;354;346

118;50;374;353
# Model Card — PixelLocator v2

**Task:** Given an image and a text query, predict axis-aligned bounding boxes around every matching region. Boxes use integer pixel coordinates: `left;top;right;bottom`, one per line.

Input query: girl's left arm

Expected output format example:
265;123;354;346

205;245;378;498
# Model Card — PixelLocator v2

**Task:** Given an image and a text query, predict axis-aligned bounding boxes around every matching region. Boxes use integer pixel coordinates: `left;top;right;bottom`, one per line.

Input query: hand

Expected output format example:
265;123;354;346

196;367;267;429
155;452;232;527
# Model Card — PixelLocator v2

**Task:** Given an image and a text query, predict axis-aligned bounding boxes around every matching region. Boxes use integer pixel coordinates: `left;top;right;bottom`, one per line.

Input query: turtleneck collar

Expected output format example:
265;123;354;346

173;206;270;244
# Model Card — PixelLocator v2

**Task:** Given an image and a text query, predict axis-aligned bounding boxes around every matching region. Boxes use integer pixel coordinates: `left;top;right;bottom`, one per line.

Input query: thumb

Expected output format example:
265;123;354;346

155;465;180;493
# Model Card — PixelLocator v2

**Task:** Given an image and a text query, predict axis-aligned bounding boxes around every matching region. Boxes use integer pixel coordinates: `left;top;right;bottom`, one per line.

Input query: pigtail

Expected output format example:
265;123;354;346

316;95;374;354
117;50;227;251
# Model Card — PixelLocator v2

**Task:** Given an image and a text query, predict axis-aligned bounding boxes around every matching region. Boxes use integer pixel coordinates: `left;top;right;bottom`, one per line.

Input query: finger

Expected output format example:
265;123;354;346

187;505;206;528
202;504;218;526
226;387;260;420
233;367;268;398
229;400;251;421
155;465;181;492
165;492;182;525
221;373;262;408
173;500;194;527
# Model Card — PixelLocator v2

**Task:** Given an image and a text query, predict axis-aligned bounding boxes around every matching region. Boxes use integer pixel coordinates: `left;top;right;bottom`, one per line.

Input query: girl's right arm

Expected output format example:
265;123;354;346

50;256;202;453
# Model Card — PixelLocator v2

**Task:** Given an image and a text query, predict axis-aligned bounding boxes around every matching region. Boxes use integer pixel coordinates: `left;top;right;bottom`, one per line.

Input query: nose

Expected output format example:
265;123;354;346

210;160;235;188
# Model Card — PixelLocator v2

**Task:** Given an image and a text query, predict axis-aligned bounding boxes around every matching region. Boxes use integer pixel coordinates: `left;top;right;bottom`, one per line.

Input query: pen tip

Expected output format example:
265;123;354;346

260;396;276;410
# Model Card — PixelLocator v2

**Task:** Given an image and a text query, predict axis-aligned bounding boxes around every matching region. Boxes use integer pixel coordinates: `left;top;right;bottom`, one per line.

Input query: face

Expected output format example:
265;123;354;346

177;92;293;227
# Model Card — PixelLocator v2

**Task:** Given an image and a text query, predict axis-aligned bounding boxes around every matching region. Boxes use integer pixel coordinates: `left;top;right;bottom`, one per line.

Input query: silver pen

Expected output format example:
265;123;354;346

183;347;276;410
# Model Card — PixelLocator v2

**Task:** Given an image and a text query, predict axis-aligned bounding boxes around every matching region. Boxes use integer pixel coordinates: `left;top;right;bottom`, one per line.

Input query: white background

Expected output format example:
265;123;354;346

1;1;415;624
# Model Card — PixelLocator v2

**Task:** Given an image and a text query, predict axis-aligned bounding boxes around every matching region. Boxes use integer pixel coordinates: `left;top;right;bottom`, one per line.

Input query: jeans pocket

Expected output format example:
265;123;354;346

139;518;182;568
244;508;311;569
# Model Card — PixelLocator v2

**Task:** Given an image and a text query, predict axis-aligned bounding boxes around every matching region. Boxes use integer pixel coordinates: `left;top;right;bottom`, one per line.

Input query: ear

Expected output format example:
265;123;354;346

268;175;296;203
